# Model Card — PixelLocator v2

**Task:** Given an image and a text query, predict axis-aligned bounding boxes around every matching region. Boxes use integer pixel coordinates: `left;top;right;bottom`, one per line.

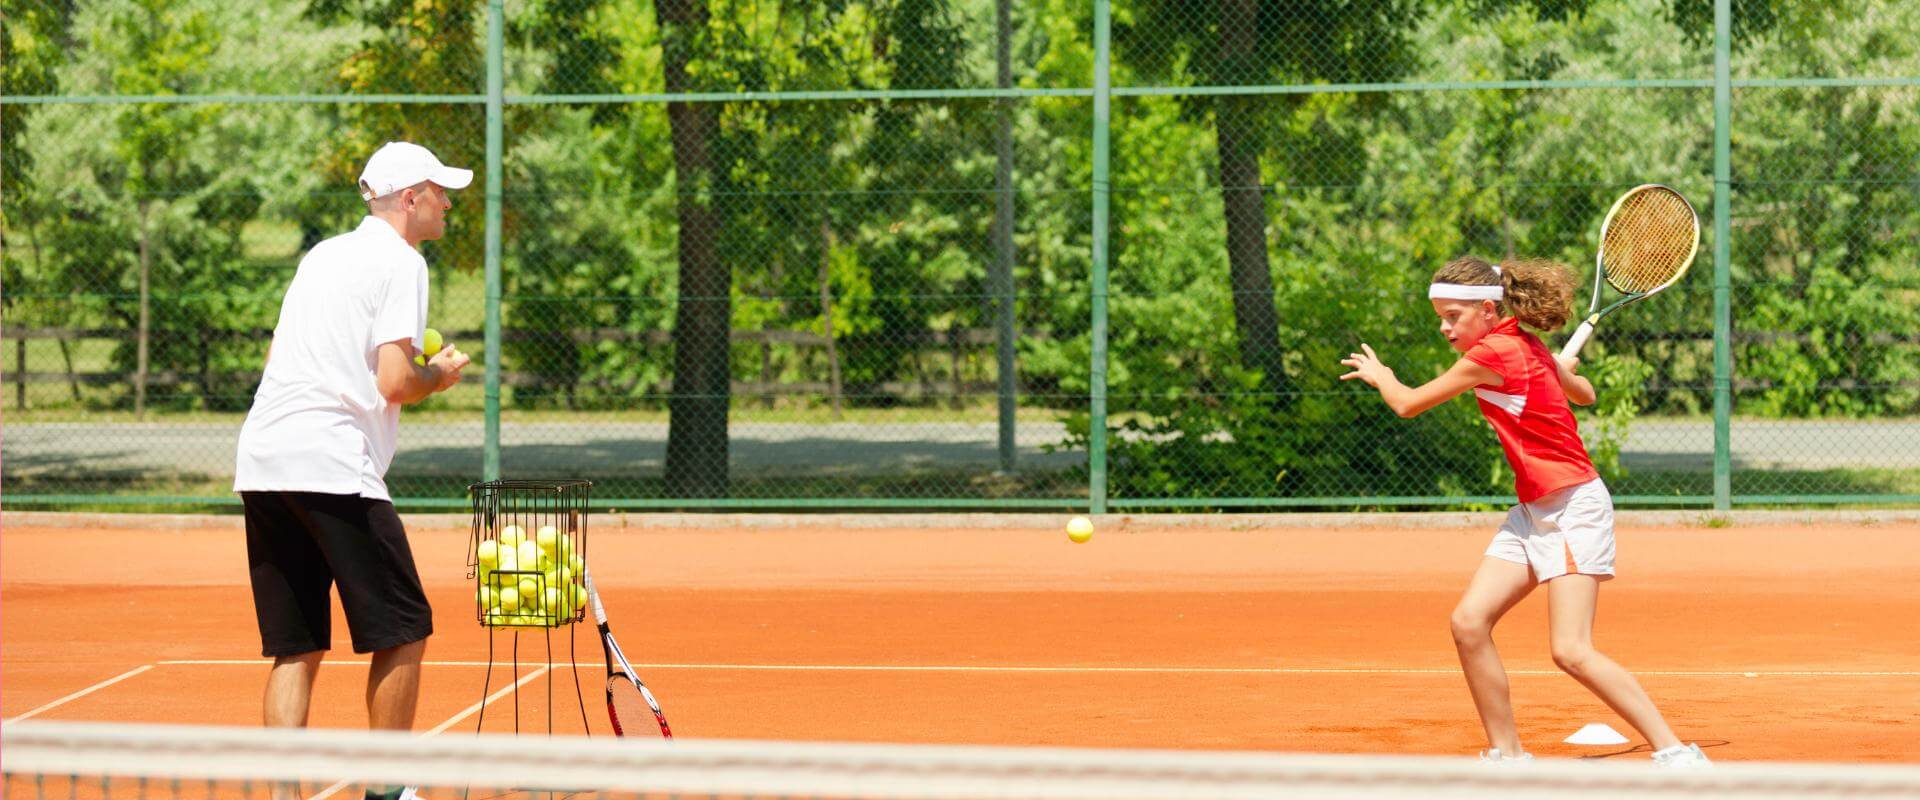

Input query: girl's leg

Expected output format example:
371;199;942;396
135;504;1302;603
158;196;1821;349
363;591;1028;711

1546;574;1682;751
1450;557;1537;753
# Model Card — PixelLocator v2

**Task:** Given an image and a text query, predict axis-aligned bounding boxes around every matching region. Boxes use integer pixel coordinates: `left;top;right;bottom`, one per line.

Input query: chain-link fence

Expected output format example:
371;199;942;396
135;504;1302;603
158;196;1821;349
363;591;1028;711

3;0;1915;510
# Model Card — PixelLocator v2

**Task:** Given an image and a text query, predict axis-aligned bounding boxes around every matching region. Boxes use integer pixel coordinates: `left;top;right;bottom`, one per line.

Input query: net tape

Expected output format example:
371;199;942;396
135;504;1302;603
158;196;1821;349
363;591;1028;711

7;721;1920;800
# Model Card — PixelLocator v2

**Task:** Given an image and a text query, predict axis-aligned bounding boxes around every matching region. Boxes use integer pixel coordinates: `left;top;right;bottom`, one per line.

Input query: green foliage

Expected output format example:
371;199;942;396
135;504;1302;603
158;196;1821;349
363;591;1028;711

3;0;1915;503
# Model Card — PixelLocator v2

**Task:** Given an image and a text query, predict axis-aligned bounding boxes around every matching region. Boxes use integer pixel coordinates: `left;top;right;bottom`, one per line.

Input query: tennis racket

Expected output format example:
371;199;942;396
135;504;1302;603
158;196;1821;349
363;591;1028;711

584;569;672;739
1560;184;1701;358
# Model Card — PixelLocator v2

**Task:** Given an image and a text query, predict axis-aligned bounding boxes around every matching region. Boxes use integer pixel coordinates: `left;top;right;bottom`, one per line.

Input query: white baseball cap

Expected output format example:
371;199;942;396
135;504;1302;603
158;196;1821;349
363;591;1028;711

357;141;474;200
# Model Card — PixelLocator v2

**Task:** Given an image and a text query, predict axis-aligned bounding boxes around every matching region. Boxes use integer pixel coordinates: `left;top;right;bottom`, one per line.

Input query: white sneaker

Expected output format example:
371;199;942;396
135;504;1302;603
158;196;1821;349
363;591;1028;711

1652;743;1712;768
1477;748;1534;763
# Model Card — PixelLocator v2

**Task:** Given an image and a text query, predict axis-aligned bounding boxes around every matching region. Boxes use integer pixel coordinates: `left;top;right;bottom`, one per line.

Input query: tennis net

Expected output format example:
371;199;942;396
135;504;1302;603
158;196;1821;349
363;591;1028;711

6;720;1920;800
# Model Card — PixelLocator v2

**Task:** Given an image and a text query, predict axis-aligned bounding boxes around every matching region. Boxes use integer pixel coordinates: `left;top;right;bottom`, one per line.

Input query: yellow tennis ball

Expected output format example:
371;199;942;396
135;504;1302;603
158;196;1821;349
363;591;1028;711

572;584;588;608
499;586;521;612
536;525;559;552
414;327;443;366
567;554;583;574
517;541;538;569
496;546;518;571
476;540;499;568
544;586;562;611
478;585;496;606
1066;516;1094;544
499;525;525;548
518;576;538;598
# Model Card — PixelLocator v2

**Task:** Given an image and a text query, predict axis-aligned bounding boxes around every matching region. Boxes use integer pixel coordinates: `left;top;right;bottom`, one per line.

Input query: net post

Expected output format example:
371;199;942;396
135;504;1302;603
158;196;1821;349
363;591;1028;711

1088;0;1113;515
482;0;506;482
1711;0;1733;511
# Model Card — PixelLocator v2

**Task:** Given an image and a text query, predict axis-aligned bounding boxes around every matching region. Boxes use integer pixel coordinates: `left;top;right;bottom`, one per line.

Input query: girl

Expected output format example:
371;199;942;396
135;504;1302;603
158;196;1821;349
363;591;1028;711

1338;256;1709;767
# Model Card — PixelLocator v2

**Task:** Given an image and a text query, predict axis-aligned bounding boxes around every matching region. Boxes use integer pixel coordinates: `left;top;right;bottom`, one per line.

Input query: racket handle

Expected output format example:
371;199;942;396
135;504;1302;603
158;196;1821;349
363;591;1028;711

1559;319;1597;359
584;569;609;625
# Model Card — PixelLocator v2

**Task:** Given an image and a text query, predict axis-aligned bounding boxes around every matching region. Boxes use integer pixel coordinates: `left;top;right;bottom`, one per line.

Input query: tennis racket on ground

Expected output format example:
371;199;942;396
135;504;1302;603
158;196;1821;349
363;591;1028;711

1560;184;1701;358
584;569;673;739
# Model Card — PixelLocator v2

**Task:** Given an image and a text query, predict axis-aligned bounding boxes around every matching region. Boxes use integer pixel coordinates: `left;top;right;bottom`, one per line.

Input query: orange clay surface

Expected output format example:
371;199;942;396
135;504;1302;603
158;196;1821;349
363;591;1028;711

3;518;1917;762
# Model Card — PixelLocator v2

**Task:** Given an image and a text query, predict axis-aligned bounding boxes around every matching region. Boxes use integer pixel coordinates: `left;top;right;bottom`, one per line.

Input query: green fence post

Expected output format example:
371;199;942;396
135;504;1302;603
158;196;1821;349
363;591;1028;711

1711;0;1733;511
483;0;505;482
1089;0;1113;514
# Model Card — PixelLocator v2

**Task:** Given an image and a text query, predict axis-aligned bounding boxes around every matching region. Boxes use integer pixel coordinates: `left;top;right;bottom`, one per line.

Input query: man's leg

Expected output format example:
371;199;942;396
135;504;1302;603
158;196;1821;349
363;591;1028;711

264;651;325;727
264;651;324;800
367;638;427;731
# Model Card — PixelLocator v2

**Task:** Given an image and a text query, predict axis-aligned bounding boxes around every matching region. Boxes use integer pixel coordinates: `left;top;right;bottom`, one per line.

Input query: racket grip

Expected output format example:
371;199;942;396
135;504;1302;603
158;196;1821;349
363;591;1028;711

585;569;609;625
1559;319;1596;359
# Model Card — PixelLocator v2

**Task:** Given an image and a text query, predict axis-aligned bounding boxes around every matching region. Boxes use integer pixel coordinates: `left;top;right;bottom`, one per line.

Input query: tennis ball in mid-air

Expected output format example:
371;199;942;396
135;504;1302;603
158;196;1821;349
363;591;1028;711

413;327;444;366
1066;516;1094;544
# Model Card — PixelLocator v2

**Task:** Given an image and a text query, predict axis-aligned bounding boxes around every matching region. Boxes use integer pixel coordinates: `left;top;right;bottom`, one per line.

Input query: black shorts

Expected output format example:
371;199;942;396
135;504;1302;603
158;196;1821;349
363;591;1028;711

243;491;433;656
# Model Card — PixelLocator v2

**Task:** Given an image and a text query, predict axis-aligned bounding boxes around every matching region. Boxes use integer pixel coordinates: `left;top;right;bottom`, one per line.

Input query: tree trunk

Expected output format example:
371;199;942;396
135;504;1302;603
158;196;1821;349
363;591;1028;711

14;338;24;410
136;202;152;419
1214;0;1287;406
992;0;1017;472
659;0;730;498
818;219;843;420
58;336;80;402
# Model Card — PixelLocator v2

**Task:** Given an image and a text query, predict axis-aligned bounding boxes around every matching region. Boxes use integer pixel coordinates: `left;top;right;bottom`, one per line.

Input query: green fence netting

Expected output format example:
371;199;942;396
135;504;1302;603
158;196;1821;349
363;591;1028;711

3;0;1915;510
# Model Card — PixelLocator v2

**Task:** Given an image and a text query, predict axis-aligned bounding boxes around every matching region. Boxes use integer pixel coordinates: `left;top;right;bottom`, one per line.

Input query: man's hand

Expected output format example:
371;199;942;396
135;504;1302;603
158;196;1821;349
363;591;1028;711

1338;343;1396;389
428;347;471;392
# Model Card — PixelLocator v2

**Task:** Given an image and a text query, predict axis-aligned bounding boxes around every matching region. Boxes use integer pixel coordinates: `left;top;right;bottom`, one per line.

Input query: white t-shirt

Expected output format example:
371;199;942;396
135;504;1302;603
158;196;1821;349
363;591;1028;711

234;217;428;501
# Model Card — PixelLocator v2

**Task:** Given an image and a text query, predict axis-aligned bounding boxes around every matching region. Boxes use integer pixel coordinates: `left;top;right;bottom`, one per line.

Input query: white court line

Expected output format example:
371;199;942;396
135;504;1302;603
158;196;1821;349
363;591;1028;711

424;665;552;736
5;665;155;723
307;666;551;800
157;659;1920;677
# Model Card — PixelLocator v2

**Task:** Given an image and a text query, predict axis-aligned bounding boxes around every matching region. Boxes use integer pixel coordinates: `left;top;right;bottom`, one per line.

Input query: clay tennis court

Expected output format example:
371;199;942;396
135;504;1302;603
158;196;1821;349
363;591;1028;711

4;513;1917;762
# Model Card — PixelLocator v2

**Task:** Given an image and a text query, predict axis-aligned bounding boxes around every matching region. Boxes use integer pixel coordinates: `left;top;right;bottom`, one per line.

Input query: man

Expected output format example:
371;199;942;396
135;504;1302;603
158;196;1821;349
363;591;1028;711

233;142;473;791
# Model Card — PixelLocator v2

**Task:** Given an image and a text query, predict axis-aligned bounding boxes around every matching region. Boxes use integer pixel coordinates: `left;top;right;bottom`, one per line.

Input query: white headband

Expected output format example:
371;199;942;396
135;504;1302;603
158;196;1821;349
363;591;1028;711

1427;263;1503;302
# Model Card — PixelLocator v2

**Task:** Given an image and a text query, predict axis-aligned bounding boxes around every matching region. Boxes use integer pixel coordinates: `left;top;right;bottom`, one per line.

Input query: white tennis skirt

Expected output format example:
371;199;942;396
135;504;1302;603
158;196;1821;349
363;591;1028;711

1485;477;1617;583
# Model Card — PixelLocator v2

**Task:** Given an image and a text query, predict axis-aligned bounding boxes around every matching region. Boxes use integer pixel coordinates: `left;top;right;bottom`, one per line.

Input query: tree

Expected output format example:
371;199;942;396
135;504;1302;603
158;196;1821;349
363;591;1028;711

655;0;731;497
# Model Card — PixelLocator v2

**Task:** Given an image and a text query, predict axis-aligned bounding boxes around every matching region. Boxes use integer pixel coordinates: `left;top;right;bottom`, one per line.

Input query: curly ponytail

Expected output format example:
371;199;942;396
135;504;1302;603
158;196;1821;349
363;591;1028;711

1431;255;1578;332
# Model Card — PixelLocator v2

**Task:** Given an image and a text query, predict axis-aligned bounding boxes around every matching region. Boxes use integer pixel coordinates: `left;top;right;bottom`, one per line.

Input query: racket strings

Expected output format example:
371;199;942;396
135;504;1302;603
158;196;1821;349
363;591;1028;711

606;676;651;732
1601;188;1697;294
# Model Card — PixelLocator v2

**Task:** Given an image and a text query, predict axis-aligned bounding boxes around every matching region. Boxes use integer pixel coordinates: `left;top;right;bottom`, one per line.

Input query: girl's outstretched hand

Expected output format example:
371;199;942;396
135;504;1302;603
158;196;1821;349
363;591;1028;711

1339;343;1394;388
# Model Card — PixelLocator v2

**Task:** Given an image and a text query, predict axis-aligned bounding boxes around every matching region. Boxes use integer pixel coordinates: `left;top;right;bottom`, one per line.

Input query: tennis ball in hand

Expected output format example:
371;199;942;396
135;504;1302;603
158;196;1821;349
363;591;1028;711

413;327;444;366
1066;516;1094;544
